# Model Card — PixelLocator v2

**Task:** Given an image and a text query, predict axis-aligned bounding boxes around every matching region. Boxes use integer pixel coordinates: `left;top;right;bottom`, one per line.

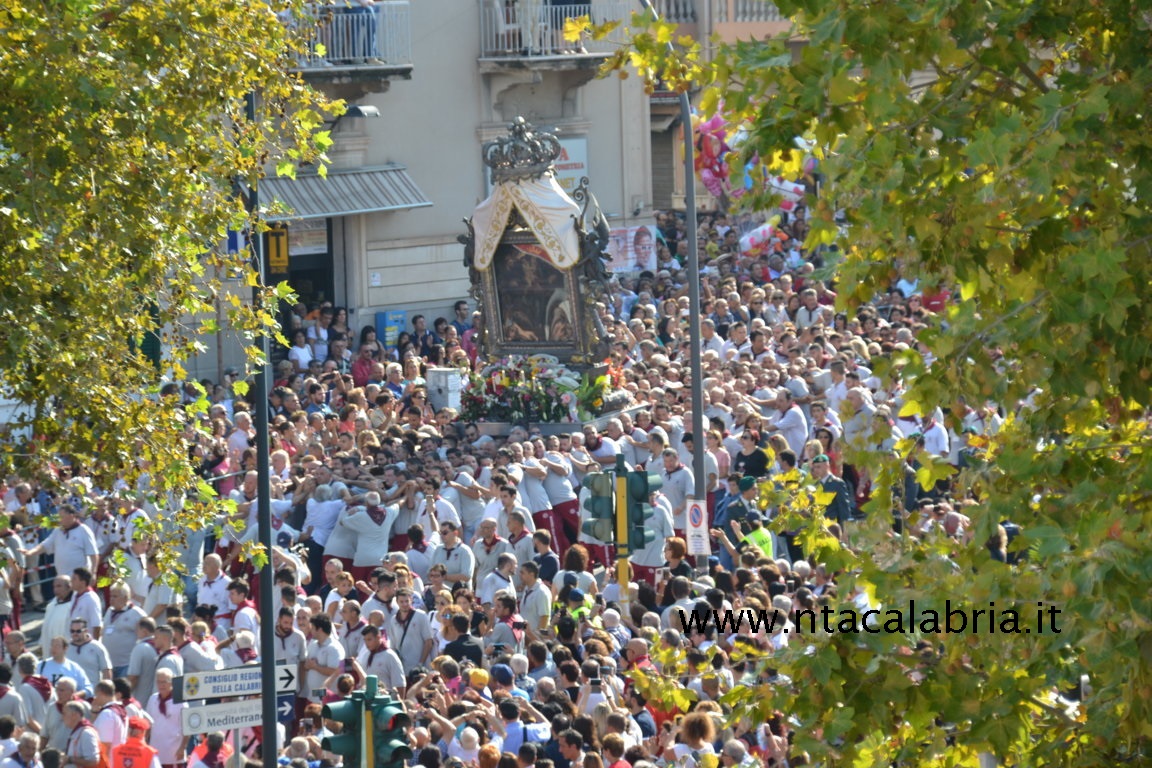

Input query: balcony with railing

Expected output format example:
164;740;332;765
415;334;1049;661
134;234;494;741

651;0;696;23
714;0;784;22
479;1;633;62
653;0;789;40
295;1;413;81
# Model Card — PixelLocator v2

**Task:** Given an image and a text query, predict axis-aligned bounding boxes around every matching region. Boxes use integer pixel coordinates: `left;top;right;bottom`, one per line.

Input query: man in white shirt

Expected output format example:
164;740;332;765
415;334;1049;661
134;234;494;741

0;664;27;725
472;520;512;588
445;461;487;543
14;653;52;734
700;319;725;355
478;553;517;607
170;618;220;674
506;512;535;589
353;625;405;697
41;578;75;655
20;506;98;588
538;439;577;555
66;619;111;686
582;425;620;467
511;445;553;521
517;561;551;644
767;389;809;456
90;680;127;753
429;522;475;587
660;449;695;534
227;411;255;459
224;579;260;635
144;670;187;768
386;589;433;671
194;554;231;620
84;499;122;565
1;732;41;768
487;484;533;542
67;569;104;640
303;614;344;703
61;700;101;768
127;619;182;704
339;601;368;660
629;491;675;585
142;560;179;621
102;585;147;678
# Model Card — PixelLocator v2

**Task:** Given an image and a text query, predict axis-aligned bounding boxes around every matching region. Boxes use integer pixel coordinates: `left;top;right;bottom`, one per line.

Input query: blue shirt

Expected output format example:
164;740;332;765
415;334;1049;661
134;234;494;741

38;657;93;696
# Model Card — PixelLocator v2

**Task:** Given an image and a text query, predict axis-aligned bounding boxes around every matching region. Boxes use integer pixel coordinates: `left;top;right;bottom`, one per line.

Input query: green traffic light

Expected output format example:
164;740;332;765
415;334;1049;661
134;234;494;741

626;470;662;549
321;697;364;761
581;471;616;542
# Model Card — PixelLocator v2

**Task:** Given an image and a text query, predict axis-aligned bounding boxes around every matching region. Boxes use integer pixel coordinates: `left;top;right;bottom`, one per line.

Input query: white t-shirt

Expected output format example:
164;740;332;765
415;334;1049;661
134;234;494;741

42;525;98;577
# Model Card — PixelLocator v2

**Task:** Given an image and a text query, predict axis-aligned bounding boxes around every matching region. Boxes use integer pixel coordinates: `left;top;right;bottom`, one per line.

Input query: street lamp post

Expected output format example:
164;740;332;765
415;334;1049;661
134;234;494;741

244;91;279;762
636;0;707;524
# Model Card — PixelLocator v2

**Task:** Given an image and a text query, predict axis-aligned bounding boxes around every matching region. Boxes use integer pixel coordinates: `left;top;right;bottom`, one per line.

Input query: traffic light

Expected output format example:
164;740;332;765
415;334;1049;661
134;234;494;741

581;471;616;541
369;697;413;768
626;470;663;550
321;692;364;764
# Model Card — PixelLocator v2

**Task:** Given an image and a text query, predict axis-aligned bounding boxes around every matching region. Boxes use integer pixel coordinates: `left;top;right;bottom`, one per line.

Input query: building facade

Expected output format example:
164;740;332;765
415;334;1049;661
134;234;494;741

188;0;786;379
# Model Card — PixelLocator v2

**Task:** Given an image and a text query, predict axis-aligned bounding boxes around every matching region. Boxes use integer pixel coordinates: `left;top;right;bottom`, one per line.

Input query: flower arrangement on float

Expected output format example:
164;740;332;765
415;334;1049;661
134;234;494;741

459;355;631;423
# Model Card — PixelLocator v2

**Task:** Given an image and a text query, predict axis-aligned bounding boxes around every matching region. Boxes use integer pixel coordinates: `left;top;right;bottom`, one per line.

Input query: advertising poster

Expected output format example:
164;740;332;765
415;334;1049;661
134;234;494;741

553;137;589;195
376;309;408;348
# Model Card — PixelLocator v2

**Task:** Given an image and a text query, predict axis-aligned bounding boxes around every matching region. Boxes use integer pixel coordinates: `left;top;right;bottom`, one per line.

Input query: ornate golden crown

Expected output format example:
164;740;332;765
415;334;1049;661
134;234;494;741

482;117;561;184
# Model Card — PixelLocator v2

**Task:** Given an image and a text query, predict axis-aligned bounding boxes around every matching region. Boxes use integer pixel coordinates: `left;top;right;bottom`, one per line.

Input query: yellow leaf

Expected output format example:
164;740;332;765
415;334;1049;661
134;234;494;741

562;16;589;42
898;399;923;418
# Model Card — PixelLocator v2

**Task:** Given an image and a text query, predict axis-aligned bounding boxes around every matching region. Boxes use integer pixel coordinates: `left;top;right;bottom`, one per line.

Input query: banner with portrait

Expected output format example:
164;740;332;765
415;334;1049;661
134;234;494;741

604;225;659;274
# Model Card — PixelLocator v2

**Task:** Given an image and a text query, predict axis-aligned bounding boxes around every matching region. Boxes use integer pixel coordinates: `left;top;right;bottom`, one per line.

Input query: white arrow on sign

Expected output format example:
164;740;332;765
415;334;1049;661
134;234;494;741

278;697;293;718
175;665;298;702
181;698;264;735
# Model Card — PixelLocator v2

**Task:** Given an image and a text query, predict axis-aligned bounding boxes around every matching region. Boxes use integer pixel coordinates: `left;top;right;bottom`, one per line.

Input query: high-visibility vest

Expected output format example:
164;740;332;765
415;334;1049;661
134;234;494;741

744;527;774;559
110;738;158;768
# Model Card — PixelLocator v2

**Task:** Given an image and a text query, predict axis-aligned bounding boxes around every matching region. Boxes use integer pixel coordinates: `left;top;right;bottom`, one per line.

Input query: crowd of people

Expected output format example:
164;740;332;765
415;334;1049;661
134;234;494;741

0;205;1008;768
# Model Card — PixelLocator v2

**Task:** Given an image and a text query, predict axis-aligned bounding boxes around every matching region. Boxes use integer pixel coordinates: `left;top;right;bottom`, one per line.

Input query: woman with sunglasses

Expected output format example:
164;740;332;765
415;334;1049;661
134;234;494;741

732;430;769;477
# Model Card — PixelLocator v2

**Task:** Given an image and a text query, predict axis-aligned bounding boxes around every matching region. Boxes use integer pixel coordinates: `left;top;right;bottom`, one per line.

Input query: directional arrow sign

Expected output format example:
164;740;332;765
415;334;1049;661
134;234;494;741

181;698;264;735
175;665;297;703
277;694;294;722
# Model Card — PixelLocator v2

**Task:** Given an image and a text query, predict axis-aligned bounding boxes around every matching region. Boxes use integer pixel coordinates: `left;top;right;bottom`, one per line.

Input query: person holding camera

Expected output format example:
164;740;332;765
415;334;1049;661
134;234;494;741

484;593;525;657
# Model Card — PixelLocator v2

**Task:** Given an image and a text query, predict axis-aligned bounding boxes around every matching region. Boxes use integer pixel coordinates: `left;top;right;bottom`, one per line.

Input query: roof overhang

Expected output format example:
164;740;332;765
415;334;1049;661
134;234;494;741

260;165;432;221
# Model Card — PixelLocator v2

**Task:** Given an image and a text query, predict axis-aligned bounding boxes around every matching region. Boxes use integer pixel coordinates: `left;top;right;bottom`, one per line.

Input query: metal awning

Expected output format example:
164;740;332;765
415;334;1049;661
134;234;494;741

260;165;432;221
650;113;681;132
